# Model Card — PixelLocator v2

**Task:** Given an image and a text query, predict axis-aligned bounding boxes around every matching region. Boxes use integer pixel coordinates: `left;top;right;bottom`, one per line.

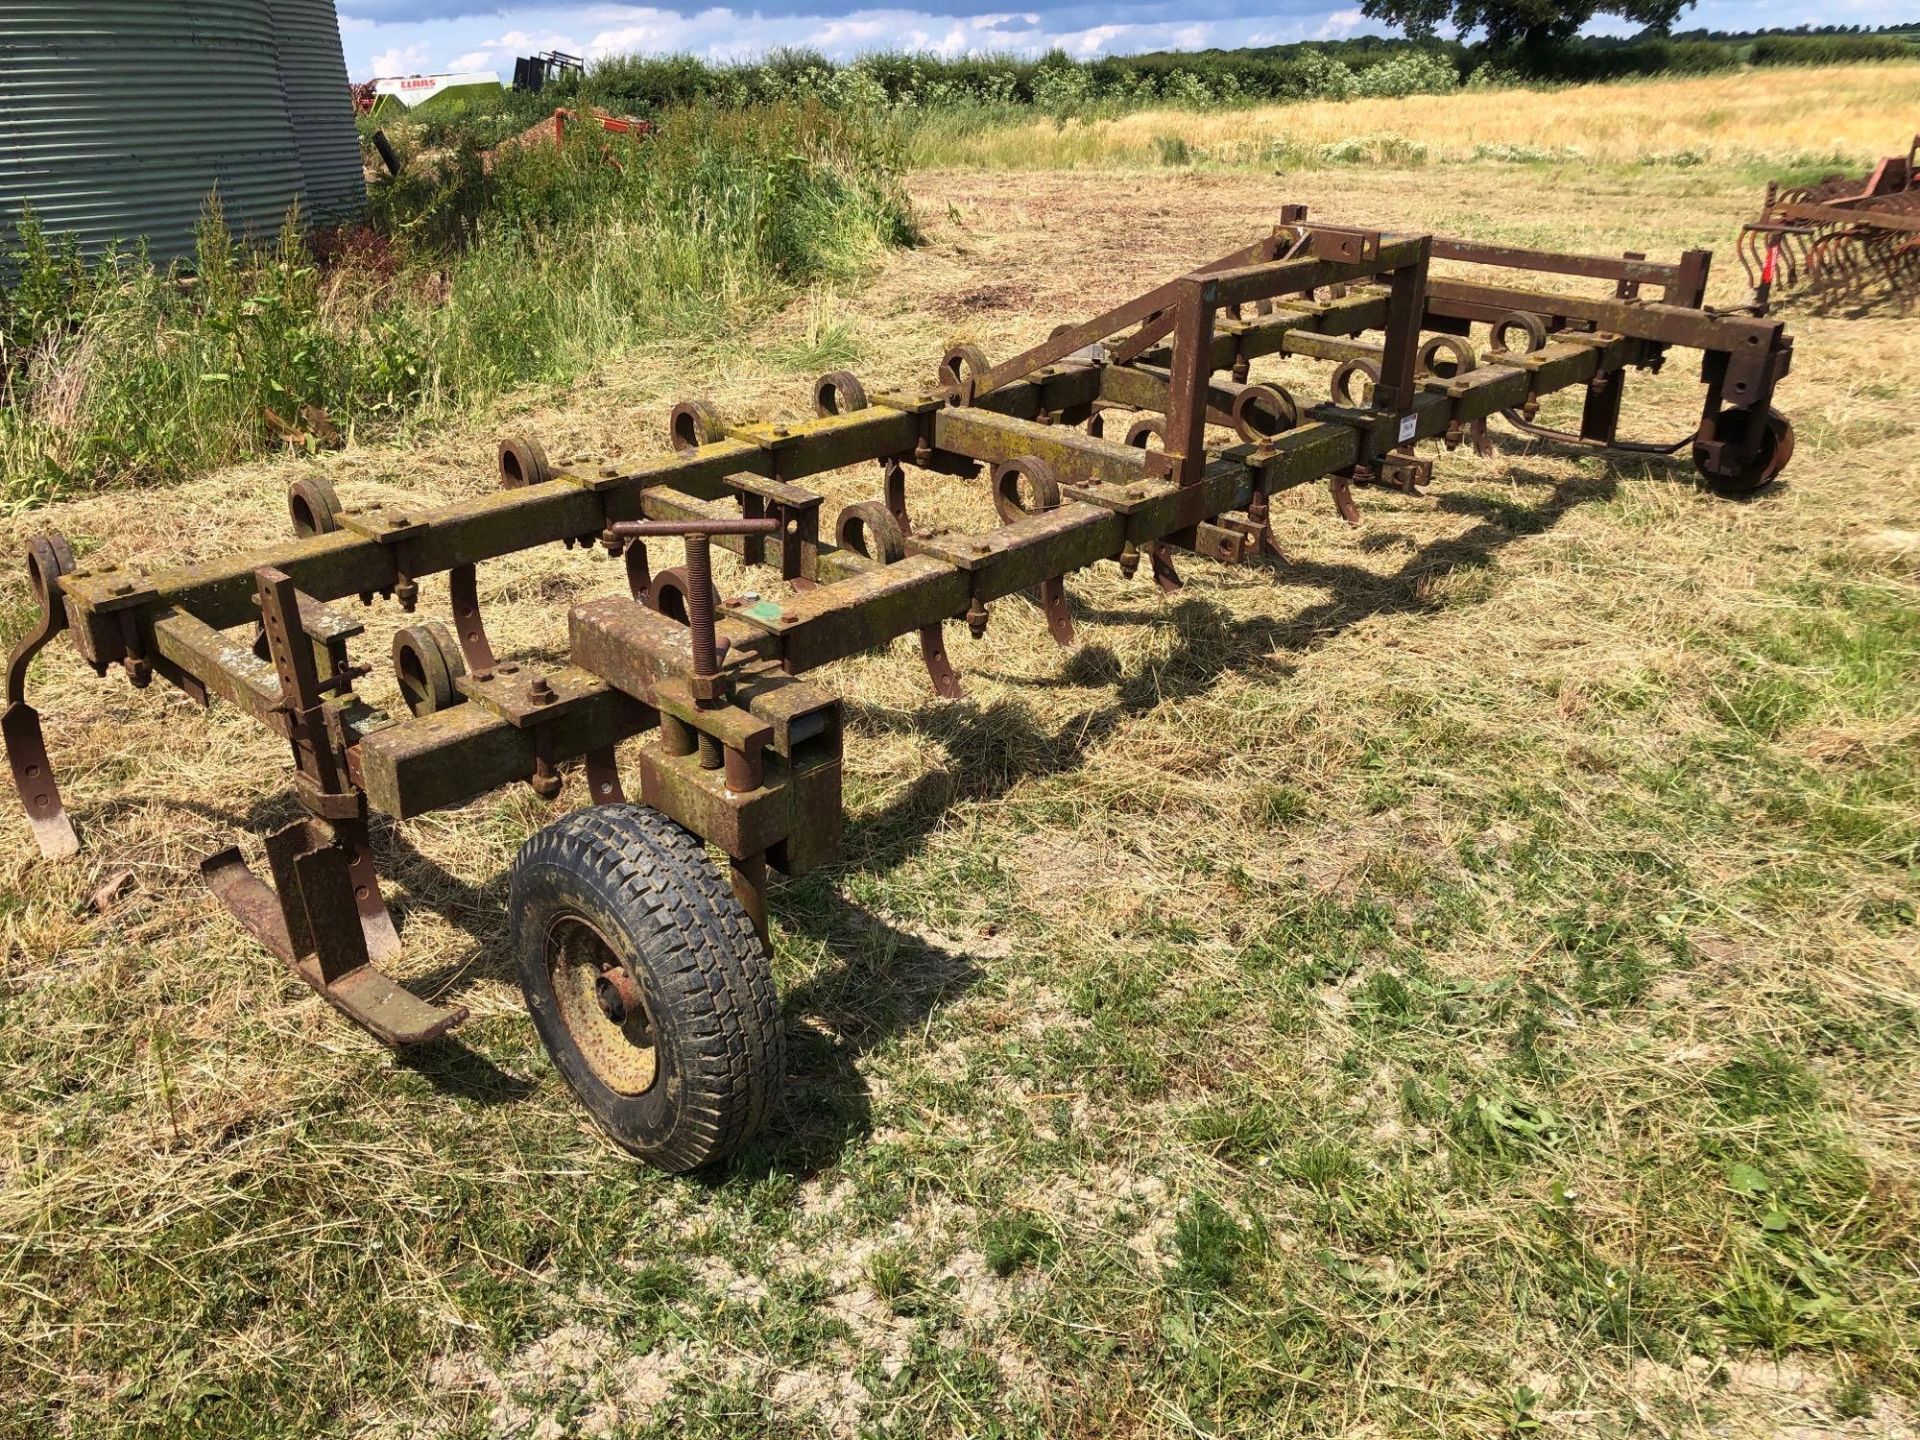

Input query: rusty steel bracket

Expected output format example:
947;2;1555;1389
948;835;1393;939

202;818;466;1048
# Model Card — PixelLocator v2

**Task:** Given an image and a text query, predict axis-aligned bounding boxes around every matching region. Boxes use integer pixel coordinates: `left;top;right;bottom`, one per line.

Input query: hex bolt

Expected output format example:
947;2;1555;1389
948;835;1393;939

529;674;555;704
683;534;719;683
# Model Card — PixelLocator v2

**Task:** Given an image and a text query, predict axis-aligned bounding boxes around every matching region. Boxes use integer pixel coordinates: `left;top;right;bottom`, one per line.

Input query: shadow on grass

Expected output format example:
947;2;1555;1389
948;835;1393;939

153;466;1610;1167
834;467;1611;876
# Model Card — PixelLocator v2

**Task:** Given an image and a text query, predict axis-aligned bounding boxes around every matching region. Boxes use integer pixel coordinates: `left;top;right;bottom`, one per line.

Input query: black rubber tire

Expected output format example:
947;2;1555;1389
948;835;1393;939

510;804;783;1171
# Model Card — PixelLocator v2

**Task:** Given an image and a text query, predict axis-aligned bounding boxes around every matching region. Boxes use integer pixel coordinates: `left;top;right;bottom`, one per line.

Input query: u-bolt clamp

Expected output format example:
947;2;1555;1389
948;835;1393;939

607;517;783;773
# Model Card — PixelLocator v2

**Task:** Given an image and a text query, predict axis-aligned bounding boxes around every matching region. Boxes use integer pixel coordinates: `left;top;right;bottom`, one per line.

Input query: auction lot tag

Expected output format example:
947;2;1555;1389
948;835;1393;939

1398;413;1418;443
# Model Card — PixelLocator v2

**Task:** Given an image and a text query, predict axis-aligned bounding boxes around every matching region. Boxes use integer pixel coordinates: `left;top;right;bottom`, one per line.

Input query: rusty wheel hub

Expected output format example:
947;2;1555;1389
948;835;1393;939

547;916;656;1095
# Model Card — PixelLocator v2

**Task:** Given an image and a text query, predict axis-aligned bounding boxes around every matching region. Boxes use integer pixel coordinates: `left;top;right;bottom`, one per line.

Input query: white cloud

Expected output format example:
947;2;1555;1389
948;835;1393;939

489;27;589;53
808;16;896;45
925;23;972;56
447;49;497;69
1315;7;1364;38
1062;23;1124;55
368;42;431;75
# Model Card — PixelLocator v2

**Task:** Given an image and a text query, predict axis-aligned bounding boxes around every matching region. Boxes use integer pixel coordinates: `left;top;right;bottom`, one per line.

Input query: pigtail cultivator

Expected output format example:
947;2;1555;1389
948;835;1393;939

5;207;1797;1169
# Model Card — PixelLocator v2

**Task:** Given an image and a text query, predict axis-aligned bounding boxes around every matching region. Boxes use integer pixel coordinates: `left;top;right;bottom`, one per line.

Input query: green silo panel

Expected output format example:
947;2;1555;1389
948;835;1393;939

0;0;362;272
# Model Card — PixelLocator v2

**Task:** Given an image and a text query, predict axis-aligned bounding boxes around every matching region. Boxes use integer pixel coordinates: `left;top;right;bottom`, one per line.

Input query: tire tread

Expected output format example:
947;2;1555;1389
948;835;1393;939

509;805;782;1170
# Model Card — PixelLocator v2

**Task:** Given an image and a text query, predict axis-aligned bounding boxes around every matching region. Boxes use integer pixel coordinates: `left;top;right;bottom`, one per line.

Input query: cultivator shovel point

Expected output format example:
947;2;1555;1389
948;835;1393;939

1740;136;1920;314
6;206;1797;1170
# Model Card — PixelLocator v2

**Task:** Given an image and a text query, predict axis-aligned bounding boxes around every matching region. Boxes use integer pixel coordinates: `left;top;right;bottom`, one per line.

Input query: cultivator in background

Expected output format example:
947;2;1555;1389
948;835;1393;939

1740;137;1920;313
5;207;1796;1170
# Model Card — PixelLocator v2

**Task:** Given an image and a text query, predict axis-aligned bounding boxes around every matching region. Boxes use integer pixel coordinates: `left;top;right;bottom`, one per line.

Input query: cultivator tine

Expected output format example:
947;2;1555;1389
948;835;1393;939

1034;578;1076;646
1147;541;1182;593
623;542;652;601
1244;495;1285;562
1328;473;1362;526
5;535;81;859
337;817;402;962
584;745;627;804
918;624;964;698
3;701;77;859
447;563;498;672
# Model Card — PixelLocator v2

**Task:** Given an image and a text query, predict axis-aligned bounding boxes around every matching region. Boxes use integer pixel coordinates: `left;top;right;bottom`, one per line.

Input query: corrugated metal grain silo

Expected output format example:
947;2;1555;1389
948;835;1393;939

271;0;365;225
0;0;363;272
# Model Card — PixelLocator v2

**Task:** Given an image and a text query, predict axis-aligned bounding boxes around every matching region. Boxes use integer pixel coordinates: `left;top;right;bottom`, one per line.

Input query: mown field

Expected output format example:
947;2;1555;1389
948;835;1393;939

2;66;1918;1438
904;60;1920;169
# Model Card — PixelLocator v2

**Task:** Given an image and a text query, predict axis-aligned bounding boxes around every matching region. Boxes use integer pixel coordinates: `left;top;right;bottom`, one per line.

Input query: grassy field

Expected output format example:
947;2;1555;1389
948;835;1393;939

905;61;1920;170
3;68;1919;1439
0;103;911;510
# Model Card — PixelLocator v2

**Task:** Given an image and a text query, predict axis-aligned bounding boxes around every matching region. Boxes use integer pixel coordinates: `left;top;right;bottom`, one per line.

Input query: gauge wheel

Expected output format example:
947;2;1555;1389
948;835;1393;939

1694;406;1794;497
510;804;783;1171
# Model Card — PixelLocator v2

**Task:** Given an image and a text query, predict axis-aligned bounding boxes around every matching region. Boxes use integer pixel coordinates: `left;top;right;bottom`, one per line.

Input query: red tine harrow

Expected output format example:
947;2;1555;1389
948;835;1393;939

1740;136;1920;313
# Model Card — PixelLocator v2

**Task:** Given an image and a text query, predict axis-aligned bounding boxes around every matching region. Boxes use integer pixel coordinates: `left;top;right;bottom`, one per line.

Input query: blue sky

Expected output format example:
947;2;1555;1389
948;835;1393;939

334;0;1914;79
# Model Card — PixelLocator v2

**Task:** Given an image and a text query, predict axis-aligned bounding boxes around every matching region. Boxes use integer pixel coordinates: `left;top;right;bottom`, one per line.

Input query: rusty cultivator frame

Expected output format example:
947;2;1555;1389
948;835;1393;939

5;208;1796;1169
1741;136;1920;313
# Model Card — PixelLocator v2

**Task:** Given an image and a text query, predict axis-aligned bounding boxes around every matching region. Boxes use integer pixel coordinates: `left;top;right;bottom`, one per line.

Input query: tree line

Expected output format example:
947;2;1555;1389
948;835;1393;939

548;27;1914;119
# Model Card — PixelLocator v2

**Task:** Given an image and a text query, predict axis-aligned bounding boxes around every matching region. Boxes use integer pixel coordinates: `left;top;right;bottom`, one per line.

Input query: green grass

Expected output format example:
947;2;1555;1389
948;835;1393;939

0;102;913;510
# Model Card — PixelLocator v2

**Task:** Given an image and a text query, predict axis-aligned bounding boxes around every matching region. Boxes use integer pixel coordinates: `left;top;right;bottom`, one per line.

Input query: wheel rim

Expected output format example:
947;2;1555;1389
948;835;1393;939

545;915;657;1095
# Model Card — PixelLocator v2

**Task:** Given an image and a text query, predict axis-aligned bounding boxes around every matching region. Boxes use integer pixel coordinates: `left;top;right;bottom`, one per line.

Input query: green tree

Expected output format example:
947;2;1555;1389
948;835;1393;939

1360;0;1696;55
